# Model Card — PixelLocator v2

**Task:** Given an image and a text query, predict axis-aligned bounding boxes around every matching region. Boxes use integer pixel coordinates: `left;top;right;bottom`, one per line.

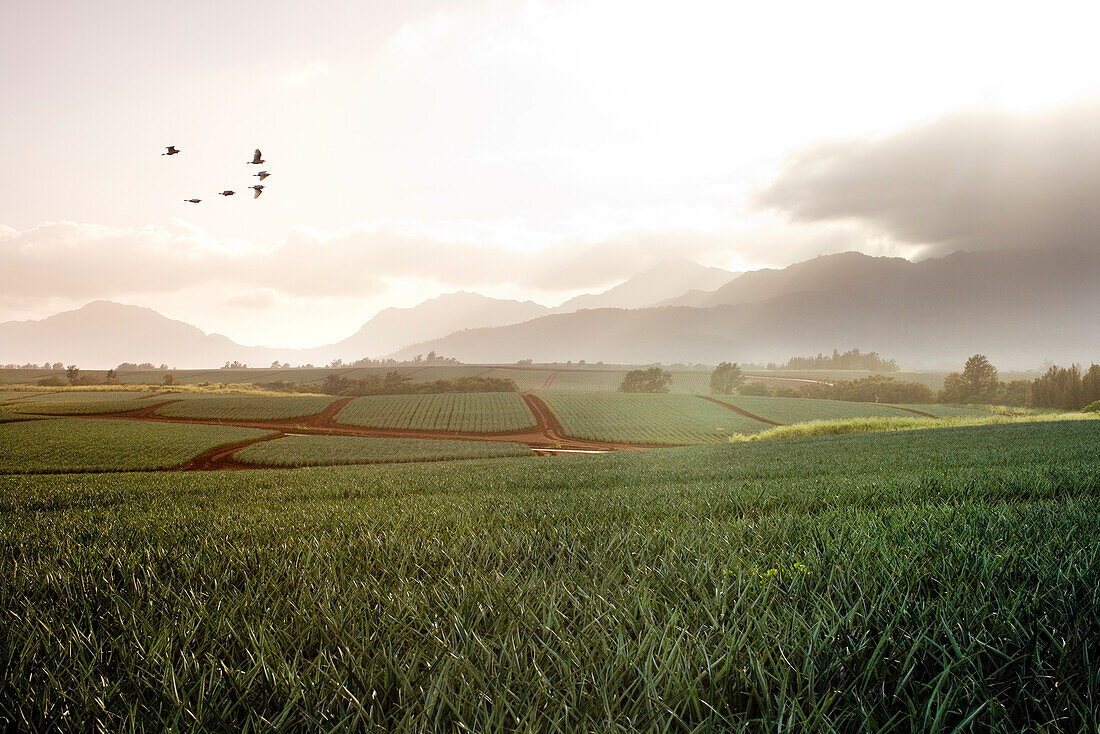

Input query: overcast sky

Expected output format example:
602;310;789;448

3;0;1099;346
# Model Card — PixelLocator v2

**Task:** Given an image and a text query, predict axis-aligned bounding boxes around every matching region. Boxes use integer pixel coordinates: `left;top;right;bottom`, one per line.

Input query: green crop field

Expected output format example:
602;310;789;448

0;412;43;424
235;435;532;467
8;391;165;415
709;394;915;423
0;418;275;473
405;365;491;381
543;370;628;391
668;371;711;393
1;420;1098;730
0;390;41;403
539;393;772;443
335;392;536;433
538;370;712;393
478;367;559;390
890;403;994;418
155;395;337;421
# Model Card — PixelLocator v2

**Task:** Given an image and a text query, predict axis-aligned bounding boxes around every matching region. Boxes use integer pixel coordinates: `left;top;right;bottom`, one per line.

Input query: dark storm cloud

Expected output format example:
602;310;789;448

755;102;1100;254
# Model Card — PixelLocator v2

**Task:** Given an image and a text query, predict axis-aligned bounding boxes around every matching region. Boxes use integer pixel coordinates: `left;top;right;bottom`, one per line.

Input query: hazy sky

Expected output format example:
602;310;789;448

3;0;1099;346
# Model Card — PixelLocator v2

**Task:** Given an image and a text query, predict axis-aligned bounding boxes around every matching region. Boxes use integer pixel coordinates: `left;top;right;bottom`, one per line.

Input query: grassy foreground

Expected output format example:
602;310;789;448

1;420;1099;731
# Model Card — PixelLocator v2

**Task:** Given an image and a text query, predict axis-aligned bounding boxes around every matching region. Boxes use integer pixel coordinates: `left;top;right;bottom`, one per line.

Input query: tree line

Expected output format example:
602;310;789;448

781;348;899;372
622;355;1100;411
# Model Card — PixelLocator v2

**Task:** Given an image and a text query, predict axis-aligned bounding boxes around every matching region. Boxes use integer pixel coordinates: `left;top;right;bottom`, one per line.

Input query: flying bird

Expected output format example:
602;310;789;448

250;185;264;198
162;146;180;155
218;190;235;196
248;149;264;164
184;198;201;203
254;170;270;181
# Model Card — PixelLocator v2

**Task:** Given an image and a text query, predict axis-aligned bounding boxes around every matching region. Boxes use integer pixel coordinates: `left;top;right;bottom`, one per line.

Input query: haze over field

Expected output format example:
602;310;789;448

2;0;1099;363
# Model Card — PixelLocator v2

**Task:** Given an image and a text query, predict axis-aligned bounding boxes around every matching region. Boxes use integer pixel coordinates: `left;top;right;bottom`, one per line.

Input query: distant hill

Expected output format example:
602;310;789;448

661;251;911;308
0;301;280;369
7;250;1098;370
554;258;735;312
323;291;551;359
390;248;1100;369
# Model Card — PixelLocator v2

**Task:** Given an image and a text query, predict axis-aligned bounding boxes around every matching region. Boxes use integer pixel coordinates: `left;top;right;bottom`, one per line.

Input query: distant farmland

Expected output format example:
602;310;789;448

335;393;537;433
155;395;338;421
537;393;773;444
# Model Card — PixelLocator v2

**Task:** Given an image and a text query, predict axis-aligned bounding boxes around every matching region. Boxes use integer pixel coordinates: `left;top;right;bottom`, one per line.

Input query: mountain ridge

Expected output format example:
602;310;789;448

4;249;1097;369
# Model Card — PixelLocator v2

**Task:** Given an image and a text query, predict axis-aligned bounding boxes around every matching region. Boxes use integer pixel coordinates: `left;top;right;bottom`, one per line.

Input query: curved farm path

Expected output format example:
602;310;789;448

696;395;783;426
539;371;561;389
176;432;285;471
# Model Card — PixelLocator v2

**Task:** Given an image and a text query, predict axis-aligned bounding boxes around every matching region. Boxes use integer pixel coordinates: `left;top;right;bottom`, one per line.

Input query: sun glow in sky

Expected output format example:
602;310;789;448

2;0;1099;346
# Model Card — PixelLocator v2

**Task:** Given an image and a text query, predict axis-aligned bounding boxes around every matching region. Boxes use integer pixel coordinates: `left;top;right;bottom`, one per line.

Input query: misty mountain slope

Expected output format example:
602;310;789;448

555;258;735;312
661;251;911;308
326;291;551;358
391;248;1100;368
0;301;277;368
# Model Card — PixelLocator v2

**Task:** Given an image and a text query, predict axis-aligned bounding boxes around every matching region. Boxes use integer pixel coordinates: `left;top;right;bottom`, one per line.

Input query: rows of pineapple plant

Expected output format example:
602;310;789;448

234;435;531;467
888;403;993;418
2;420;1098;729
335;393;537;433
155;395;337;421
543;370;628;392
0;418;275;473
7;390;164;415
537;392;771;443
668;372;712;393
708;394;916;424
477;368;559;390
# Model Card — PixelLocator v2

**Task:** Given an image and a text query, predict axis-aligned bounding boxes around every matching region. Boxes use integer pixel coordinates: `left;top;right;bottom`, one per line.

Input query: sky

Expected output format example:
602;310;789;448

3;0;1099;347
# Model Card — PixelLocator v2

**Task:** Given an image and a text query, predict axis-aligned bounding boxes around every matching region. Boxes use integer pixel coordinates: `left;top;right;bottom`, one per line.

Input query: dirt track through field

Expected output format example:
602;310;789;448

885;405;939;418
175;433;286;471
63;393;664;471
696;395;784;426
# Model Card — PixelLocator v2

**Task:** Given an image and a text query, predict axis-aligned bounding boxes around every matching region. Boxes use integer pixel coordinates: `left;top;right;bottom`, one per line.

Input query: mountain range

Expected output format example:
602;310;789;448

390;248;1100;369
0;258;733;368
2;249;1097;370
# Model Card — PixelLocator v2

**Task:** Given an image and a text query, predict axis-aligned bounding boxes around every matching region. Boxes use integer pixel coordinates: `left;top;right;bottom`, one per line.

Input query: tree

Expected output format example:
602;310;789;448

962;354;999;398
104;369;118;385
619;366;672;393
162;371;177;386
709;362;744;394
1028;364;1087;410
1083;364;1100;406
66;365;80;384
939;354;1001;404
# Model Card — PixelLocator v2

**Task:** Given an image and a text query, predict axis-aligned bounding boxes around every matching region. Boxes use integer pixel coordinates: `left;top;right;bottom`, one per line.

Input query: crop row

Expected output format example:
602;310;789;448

538;393;771;443
7;391;164;415
335;393;536;433
155;395;337;421
0;418;275;473
234;435;531;467
708;394;914;424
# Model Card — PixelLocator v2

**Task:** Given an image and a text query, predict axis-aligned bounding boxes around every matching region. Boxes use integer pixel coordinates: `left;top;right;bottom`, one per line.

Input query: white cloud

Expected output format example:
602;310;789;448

278;60;330;87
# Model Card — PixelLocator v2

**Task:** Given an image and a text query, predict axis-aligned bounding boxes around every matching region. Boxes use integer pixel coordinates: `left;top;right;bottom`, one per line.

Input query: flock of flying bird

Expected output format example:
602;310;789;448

162;146;270;203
